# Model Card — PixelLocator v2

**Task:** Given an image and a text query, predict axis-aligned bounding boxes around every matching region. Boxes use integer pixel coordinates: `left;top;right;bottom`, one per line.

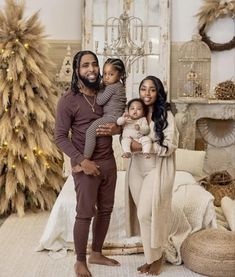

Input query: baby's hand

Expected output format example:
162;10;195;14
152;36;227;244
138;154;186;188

122;112;130;120
135;124;140;131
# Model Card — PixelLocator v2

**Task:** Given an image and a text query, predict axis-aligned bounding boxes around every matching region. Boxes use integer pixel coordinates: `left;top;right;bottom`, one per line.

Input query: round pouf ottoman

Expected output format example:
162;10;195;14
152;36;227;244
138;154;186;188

181;229;235;277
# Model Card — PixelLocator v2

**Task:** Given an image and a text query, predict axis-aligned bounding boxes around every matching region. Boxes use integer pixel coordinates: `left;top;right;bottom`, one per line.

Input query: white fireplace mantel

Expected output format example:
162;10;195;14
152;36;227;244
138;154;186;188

172;99;235;149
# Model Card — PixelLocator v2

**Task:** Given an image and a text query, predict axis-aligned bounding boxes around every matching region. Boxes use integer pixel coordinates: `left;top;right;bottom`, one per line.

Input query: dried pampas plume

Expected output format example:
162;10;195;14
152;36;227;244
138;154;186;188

0;0;64;216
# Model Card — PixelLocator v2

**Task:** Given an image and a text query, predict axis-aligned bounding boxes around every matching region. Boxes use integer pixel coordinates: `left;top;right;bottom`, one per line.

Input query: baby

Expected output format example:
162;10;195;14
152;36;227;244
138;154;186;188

117;98;151;158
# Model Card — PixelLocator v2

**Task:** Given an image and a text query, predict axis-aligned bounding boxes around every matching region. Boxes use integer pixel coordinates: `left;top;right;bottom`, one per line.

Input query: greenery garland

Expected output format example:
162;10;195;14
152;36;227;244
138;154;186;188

196;0;235;51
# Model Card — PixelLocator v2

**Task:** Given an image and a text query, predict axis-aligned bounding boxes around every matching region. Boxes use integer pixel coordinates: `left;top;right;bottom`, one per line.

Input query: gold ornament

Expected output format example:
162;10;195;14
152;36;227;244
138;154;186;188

214;80;235;100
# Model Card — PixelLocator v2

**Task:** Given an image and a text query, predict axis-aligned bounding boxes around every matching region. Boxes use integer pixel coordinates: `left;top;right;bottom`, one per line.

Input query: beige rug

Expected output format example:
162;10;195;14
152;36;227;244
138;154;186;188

0;211;206;277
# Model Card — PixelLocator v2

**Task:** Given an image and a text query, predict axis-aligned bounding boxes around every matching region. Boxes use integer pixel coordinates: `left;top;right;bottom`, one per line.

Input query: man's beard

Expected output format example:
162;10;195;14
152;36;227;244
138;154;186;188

79;74;100;90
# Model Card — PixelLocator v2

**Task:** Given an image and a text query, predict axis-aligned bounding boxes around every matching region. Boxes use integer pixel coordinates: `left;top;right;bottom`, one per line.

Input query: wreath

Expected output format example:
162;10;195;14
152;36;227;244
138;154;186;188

196;0;235;51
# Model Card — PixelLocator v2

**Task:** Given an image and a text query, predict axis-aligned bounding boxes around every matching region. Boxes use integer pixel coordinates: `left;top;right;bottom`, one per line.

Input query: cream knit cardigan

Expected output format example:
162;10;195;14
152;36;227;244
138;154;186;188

125;111;179;250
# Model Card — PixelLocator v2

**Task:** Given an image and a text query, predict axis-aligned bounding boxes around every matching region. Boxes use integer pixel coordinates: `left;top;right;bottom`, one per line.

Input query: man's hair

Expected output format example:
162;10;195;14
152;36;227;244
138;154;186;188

71;50;101;94
103;58;126;87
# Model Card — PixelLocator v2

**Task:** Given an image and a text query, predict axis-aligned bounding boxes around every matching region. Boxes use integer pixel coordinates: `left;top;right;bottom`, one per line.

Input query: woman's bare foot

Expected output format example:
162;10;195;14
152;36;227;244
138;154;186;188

137;263;151;273
88;251;120;266
147;255;163;275
74;261;92;277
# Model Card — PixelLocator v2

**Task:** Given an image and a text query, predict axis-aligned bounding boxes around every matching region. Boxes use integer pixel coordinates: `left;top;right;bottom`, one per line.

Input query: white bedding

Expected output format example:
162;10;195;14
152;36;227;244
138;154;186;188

36;170;217;264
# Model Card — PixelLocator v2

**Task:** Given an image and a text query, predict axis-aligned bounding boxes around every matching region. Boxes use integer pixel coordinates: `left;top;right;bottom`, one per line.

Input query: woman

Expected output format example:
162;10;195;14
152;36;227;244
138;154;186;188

126;76;179;275
97;76;179;275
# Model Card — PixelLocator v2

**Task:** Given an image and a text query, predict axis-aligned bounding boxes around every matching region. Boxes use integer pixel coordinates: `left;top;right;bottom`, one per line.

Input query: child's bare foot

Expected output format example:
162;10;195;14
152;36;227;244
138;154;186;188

147;255;163;275
88;251;120;266
143;153;151;159
122;152;131;158
74;261;92;277
137;263;151;273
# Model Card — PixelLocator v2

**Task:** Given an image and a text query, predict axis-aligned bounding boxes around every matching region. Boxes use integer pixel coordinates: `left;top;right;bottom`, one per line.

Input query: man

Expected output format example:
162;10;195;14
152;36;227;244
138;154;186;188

54;50;120;277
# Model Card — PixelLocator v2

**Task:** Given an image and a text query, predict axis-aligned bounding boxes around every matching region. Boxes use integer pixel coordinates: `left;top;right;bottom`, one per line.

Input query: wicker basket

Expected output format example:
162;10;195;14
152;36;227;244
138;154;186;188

200;171;235;207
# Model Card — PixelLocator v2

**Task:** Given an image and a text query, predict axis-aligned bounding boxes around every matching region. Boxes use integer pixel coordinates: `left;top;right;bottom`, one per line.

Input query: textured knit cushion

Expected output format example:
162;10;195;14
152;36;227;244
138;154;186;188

181;229;235;277
175;148;206;177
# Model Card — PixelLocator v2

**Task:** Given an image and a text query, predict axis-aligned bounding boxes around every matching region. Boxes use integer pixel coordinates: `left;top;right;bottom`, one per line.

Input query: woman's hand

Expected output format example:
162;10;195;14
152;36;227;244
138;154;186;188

130;138;142;152
96;123;122;136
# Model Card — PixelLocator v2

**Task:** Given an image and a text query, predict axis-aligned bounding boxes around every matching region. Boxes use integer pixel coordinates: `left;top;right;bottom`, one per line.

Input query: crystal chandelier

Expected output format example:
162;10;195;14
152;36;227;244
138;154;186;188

95;8;154;75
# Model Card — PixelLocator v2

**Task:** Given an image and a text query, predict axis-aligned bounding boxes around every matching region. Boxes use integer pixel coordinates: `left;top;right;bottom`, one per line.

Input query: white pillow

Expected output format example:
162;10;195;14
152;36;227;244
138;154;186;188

63;153;72;177
221;197;235;231
175;148;206;177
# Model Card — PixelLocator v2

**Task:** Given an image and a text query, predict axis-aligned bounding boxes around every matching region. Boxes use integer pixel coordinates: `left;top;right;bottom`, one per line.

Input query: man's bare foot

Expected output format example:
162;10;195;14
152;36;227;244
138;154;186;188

137;263;151;273
74;261;92;277
122;152;131;158
88;251;120;266
147;255;163;275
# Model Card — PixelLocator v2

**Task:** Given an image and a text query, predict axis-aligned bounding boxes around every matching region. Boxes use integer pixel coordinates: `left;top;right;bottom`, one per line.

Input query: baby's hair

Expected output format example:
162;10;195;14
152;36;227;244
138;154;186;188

127;98;148;117
103;58;127;87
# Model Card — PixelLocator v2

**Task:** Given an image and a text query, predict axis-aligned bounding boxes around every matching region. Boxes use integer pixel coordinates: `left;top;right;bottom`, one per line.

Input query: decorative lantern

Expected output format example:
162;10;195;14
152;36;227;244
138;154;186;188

178;34;211;99
55;45;72;93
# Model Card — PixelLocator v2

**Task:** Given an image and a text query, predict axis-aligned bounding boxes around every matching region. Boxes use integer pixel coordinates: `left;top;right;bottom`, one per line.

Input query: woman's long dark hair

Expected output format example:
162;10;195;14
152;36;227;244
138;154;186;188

139;76;171;148
71;50;101;94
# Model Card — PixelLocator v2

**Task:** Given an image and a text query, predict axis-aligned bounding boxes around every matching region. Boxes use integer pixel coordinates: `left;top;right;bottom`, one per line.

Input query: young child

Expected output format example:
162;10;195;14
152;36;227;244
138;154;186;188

117;98;151;158
83;58;127;159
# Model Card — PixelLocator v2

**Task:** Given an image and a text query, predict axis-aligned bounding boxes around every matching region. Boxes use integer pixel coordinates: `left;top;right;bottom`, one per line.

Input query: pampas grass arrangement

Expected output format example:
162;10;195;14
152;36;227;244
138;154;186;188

0;0;64;216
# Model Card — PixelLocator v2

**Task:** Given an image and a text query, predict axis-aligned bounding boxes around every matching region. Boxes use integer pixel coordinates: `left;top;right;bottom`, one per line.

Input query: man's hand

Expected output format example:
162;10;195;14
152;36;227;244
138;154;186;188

130;138;142;152
96;123;122;136
80;159;100;176
123;112;130;121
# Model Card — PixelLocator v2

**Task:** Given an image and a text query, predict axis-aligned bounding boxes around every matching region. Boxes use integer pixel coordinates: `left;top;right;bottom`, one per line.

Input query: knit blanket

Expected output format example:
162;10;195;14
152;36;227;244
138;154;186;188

165;171;217;265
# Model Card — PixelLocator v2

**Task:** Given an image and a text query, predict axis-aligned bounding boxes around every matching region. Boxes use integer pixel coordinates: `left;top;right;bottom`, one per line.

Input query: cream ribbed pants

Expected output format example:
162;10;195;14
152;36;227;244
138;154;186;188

129;154;163;264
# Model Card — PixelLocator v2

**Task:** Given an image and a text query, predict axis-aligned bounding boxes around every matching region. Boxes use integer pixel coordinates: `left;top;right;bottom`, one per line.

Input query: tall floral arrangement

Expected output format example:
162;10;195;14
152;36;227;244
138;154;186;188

0;0;64;216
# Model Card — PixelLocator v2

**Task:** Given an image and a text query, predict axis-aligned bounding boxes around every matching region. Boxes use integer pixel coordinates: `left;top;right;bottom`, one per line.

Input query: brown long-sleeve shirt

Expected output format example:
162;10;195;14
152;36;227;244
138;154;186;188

54;90;113;167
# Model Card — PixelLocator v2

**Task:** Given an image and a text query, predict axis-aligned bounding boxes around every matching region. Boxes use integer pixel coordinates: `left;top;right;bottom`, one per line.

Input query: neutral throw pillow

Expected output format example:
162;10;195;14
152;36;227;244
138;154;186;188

175;148;206;177
221;196;235;231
